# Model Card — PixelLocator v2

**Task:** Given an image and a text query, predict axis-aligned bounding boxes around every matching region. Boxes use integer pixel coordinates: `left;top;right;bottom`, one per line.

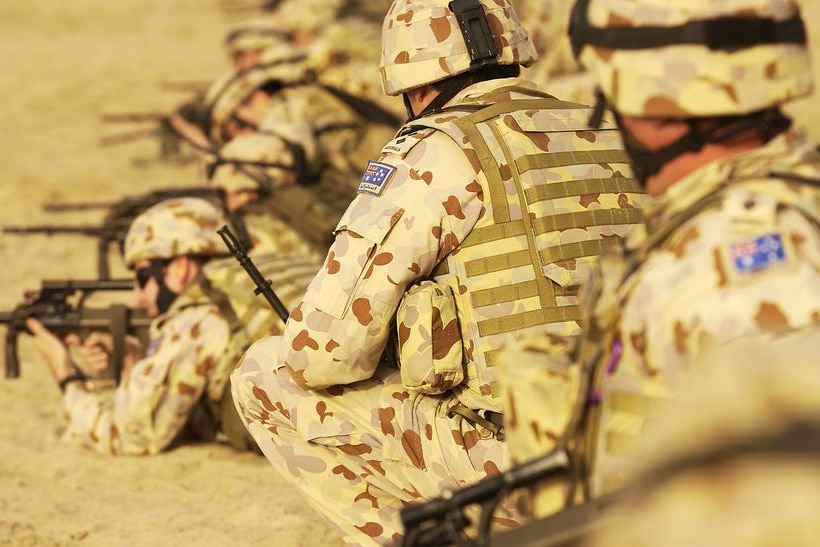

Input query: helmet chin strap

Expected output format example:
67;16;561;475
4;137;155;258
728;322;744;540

611;108;792;187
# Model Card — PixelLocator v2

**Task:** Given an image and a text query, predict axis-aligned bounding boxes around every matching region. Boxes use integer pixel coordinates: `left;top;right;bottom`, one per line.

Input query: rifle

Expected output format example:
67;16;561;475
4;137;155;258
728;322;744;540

3;187;220;279
400;447;624;547
217;225;290;323
401;450;572;547
0;279;151;382
100;100;212;160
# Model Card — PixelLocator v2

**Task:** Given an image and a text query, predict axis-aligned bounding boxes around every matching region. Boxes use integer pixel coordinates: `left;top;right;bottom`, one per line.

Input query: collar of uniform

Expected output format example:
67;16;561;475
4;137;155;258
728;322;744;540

153;274;215;326
643;127;812;232
447;77;540;106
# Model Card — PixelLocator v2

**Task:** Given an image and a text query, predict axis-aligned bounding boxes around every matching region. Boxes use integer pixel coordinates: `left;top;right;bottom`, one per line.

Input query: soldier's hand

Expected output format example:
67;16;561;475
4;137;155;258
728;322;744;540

25;317;78;382
75;331;114;375
78;332;144;374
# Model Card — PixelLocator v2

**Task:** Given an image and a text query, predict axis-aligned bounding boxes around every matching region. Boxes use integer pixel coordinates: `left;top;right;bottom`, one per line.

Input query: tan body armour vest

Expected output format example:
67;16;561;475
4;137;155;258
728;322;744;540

406;87;643;414
578;172;820;498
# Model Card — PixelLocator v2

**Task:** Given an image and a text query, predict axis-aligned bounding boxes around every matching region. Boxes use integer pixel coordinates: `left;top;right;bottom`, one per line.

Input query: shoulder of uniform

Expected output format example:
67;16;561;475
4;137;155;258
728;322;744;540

379;126;437;159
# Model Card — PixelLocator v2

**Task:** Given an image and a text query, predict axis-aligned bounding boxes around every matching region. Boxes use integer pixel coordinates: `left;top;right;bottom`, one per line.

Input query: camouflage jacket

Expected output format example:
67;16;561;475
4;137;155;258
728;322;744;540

583;128;820;495
277;78;643;413
60;282;231;455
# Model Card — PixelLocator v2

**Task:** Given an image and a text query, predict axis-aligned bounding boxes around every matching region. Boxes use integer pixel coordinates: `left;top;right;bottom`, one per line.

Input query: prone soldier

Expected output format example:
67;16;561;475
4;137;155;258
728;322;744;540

230;0;644;543
25;198;262;454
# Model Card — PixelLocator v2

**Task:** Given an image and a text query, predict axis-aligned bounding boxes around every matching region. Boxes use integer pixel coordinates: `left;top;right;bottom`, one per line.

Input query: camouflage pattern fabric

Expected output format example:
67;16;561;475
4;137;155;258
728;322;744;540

59;283;231;455
378;0;537;96
507;129;820;517
586;129;820;495
232;77;643;543
511;0;597;106
582;330;820;547
257;84;397;191
572;0;813;117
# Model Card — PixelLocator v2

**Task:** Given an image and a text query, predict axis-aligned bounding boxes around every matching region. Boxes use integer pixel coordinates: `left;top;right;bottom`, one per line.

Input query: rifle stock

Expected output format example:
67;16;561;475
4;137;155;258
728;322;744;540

0;279;151;380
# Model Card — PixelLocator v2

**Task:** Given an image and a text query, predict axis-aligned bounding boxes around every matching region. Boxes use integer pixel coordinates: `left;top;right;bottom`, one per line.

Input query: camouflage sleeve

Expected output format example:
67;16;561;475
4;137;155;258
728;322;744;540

620;191;820;377
280;131;484;389
60;305;231;455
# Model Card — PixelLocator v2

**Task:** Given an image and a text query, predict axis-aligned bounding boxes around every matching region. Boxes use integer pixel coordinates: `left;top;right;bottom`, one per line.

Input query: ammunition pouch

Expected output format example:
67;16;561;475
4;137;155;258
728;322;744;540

396;280;465;395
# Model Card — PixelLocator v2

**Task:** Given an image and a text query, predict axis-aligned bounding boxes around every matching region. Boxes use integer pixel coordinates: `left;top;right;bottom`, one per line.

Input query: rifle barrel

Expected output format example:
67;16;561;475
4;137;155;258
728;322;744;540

40;278;134;292
99;128;158;146
42;202;114;212
2;225;108;236
100;112;165;123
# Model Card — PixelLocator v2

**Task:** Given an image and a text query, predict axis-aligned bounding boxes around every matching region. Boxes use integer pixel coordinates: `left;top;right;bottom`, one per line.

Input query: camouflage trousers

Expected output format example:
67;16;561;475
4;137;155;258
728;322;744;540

231;336;521;545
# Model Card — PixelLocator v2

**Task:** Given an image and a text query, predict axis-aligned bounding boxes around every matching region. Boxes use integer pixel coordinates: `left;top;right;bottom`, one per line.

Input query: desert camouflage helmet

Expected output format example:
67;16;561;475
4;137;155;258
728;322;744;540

208;133;299;193
203;44;311;145
271;0;347;34
379;0;538;96
124;198;228;265
224;18;288;58
569;0;813;117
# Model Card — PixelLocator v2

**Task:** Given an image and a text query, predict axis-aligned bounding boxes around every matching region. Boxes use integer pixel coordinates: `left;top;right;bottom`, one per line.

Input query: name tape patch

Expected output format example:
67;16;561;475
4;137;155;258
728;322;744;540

731;233;786;275
358;160;396;196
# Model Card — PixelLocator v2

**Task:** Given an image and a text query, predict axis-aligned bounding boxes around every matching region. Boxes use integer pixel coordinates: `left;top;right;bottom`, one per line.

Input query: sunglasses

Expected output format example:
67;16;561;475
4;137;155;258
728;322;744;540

135;259;169;289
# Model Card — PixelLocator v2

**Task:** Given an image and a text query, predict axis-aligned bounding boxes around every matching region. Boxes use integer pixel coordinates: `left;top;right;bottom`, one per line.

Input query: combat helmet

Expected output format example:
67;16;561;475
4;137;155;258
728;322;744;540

207;132;306;194
203;43;312;146
379;0;538;96
224;18;288;63
569;0;813;118
124;197;229;265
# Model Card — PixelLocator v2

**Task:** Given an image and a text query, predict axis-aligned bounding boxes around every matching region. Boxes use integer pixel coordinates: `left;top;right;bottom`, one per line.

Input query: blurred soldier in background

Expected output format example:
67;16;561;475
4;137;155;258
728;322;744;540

203;41;401;192
231;0;643;542
512;0;598;105
583;331;820;547
207;131;323;258
500;0;820;521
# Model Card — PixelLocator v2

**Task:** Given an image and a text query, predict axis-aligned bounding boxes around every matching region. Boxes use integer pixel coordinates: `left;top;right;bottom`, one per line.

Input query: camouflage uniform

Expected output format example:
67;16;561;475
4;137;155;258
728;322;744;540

58;199;235;455
204;42;400;191
232;0;643;543
501;0;820;517
60;282;231;455
208;132;324;260
511;0;597;106
582;331;820;547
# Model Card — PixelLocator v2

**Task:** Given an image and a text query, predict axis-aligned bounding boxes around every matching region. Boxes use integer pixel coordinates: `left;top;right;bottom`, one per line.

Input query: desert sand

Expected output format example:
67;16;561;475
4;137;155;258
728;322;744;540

1;1;819;546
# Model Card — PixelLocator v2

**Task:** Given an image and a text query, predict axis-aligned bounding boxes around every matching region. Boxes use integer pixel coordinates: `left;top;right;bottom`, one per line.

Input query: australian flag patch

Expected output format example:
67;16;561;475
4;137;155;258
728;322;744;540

730;233;786;275
358;160;396;196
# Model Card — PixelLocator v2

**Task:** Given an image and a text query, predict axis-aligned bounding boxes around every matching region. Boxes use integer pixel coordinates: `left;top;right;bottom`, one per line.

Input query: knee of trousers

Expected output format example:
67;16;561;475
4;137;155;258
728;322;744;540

230;335;287;422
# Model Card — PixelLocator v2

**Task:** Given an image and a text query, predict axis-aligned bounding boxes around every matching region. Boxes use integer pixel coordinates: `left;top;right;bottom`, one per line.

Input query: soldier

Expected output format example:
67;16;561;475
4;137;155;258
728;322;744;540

511;0;598;105
25;198;258;455
231;0;643;543
202;40;401;191
501;0;820;520
582;331;820;547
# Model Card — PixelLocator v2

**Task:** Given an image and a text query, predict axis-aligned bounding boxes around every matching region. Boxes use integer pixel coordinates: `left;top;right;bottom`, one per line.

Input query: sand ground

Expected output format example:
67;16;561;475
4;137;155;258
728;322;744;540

1;1;819;546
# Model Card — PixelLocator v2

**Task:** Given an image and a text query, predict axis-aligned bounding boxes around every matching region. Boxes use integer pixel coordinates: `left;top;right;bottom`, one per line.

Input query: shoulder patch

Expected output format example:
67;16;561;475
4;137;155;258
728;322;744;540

358;160;397;196
379;127;435;158
730;233;787;276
